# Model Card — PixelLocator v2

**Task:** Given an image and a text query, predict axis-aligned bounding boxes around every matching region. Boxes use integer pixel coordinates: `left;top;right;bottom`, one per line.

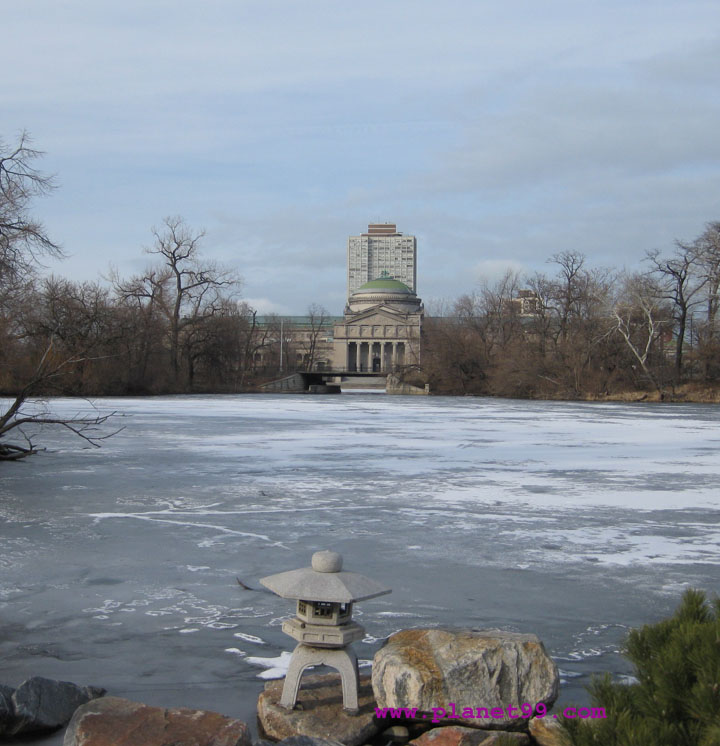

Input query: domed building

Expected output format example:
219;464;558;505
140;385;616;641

331;274;423;372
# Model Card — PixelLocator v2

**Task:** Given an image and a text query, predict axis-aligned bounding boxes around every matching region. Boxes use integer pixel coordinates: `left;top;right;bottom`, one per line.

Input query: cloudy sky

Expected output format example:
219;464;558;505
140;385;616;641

4;1;720;313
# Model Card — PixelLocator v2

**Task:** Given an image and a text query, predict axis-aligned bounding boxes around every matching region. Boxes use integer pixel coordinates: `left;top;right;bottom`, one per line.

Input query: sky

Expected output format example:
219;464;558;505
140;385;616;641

4;1;720;314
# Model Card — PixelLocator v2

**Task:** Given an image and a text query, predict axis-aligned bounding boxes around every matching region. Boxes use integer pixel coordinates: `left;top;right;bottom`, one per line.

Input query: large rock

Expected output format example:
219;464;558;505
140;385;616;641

8;676;105;735
63;696;251;746
372;628;558;731
257;673;379;746
409;726;530;746
0;684;15;735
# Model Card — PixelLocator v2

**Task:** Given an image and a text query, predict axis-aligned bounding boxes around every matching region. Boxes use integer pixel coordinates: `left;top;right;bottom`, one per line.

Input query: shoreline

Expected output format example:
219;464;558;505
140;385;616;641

3;382;720;404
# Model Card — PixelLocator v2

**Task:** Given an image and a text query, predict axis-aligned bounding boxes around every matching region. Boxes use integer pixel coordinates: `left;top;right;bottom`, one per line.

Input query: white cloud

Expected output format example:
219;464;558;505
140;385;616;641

473;260;527;285
243;298;293;316
4;0;719;312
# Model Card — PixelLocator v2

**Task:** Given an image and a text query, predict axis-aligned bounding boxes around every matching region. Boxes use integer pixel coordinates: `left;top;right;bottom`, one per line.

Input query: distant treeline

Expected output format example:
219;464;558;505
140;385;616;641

419;228;720;400
3;131;720;404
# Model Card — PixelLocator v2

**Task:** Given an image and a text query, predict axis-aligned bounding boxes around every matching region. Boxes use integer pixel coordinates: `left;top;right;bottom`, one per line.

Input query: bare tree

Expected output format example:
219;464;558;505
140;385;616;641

689;222;720;379
547;251;588;344
149;216;240;385
0;340;119;460
613;273;671;396
108;266;168;391
646;245;708;380
301;303;330;370
0;132;116;459
114;217;241;388
0;131;62;291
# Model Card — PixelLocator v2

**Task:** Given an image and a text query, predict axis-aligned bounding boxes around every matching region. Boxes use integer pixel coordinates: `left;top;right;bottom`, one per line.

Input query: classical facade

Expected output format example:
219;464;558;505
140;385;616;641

331;277;423;372
252;315;340;372
347;223;417;296
253;223;423;377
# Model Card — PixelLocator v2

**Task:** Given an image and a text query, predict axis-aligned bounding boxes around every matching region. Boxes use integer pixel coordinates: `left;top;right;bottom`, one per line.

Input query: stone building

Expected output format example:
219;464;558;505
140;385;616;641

253;222;423;377
331;276;423;372
252;315;340;372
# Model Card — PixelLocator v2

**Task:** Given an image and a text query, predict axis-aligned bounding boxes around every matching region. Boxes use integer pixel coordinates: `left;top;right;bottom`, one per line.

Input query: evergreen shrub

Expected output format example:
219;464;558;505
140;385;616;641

562;589;720;746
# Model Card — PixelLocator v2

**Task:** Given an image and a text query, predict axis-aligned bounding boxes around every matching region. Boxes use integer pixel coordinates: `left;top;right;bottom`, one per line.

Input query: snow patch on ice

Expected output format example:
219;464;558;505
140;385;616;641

233;632;265;644
245;651;294;679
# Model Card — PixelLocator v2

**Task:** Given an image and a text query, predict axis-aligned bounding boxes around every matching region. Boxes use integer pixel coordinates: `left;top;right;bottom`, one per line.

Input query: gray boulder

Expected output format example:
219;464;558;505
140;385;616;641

9;676;106;735
372;628;558;731
0;684;15;735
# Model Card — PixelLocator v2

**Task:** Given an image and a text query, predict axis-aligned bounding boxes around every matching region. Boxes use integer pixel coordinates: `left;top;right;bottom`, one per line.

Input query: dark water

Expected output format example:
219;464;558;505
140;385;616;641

2;393;720;742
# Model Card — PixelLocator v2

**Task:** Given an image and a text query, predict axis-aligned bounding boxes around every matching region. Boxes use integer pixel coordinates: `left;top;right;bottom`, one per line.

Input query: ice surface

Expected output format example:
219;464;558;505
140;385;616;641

2;393;720;742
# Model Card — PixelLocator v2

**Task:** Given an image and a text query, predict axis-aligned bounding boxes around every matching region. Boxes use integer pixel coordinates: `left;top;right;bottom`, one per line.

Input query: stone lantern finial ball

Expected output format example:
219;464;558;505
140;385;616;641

312;550;343;573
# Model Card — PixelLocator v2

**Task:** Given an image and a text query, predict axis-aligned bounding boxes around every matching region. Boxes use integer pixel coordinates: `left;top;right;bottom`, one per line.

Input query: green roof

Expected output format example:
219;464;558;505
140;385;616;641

255;315;342;327
355;277;413;294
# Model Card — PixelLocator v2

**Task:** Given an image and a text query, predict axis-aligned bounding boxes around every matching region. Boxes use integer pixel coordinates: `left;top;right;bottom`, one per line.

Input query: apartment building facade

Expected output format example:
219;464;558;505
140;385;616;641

347;223;417;297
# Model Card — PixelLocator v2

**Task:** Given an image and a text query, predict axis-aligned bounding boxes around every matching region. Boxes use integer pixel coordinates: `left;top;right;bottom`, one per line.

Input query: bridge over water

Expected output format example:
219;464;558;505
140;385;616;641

260;370;387;394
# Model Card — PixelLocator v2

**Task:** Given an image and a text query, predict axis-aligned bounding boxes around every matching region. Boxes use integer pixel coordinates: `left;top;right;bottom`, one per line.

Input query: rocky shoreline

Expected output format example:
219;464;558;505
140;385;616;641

1;628;568;746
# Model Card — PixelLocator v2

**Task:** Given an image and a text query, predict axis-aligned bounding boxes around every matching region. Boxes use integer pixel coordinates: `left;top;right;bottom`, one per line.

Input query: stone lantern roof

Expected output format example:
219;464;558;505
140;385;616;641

259;550;390;604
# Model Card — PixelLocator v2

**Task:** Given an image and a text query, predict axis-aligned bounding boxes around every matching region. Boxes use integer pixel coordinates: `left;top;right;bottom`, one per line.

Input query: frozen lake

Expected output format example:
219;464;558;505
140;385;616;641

2;393;720;742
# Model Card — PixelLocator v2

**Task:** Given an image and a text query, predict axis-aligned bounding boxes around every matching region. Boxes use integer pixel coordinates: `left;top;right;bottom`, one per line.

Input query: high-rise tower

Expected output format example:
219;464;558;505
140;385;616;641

347;223;417;298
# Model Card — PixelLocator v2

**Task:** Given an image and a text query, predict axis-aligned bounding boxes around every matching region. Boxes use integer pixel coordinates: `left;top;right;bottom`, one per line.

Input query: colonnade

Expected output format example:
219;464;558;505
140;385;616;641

346;341;405;372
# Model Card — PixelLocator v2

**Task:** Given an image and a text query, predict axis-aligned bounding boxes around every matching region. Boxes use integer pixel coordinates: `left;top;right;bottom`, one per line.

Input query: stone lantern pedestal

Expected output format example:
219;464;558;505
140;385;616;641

260;550;390;714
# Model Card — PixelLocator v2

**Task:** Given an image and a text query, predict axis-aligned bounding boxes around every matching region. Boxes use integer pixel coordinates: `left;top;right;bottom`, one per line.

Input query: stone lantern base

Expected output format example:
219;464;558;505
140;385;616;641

281;643;361;713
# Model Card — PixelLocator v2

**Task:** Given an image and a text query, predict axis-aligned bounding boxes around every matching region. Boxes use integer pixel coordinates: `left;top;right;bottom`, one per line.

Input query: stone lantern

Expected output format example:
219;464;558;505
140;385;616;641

260;550;391;714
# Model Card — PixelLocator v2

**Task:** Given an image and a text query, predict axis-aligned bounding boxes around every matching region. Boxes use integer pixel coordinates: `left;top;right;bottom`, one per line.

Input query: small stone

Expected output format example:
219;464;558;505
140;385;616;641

409;728;529;746
63;696;251;746
258;673;379;746
408;726;493;746
528;716;568;746
475;732;530;745
383;724;410;739
280;737;346;746
10;676;105;735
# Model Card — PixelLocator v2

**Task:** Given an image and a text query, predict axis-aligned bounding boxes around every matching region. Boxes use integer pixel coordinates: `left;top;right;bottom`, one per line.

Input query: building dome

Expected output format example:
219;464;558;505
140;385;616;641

355;278;414;294
347;276;422;313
